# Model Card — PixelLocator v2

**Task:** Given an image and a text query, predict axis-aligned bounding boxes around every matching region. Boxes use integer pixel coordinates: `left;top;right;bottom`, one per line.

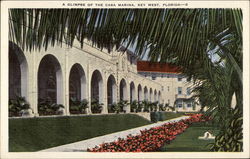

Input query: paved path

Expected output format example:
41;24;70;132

40;116;189;152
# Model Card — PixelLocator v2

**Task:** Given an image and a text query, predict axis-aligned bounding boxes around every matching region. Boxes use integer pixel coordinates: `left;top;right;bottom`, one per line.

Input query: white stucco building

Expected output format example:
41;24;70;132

137;61;201;112
9;39;201;117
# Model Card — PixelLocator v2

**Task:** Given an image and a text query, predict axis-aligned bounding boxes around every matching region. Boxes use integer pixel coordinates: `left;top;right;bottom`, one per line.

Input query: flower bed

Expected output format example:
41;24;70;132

87;114;209;152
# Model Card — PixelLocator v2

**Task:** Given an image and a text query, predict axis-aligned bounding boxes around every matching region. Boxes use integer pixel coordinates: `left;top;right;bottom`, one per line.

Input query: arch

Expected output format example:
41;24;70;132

144;86;148;101
149;88;153;102
9;42;28;100
91;70;103;103
119;78;127;101
138;84;143;102
107;75;117;111
154;89;157;102
69;63;86;103
130;82;136;103
38;54;63;105
158;91;161;104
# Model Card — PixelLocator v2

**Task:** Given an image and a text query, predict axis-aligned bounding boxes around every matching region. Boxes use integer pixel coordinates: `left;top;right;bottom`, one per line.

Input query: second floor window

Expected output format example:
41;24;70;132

152;74;156;80
178;87;182;94
178;77;182;81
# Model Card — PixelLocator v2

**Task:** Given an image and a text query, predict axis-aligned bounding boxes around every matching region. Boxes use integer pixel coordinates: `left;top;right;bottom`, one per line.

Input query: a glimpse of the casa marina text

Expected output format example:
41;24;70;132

64;2;188;7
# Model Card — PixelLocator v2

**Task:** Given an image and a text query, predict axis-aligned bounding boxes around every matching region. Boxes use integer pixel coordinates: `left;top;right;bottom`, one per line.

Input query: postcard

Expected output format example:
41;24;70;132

1;0;249;159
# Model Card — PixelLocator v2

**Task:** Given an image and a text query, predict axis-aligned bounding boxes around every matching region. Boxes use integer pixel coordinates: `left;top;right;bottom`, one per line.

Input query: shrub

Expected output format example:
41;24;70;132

70;105;80;112
165;103;175;112
38;98;64;116
150;112;160;123
142;100;150;112
159;104;166;111
91;99;103;113
111;103;120;113
79;99;89;112
136;101;144;112
130;100;138;112
69;98;89;114
108;104;115;113
118;100;129;113
158;112;166;121
149;102;154;111
152;102;158;111
9;96;30;117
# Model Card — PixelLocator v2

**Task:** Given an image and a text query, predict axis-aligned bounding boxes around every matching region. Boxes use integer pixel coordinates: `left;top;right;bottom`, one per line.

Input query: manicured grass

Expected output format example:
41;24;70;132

160;112;186;121
158;121;219;152
9;114;151;152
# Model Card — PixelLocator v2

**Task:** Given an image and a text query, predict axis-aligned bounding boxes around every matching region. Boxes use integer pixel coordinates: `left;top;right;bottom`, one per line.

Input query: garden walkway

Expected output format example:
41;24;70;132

40;116;189;152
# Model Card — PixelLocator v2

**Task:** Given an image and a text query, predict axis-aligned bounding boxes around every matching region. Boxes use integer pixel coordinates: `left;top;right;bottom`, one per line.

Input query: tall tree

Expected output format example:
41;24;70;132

9;9;242;79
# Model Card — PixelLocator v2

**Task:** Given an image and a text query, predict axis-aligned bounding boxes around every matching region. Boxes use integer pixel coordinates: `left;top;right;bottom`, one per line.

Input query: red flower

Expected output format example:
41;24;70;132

87;114;209;152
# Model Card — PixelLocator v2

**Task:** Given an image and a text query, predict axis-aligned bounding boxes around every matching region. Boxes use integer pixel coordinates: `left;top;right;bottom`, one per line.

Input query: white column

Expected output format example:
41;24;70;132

117;82;121;102
102;77;108;114
134;86;138;102
56;70;64;104
87;65;92;114
30;51;38;116
126;85;131;113
20;62;28;100
112;83;117;104
64;48;70;115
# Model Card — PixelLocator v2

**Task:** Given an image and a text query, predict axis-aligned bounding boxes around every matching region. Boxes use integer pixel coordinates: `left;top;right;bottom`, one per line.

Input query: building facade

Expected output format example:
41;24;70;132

9;40;200;117
137;61;201;112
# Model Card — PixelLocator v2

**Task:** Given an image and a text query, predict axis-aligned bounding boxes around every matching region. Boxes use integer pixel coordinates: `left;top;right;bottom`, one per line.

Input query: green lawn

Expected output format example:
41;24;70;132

9;114;151;152
159;121;219;152
160;112;186;121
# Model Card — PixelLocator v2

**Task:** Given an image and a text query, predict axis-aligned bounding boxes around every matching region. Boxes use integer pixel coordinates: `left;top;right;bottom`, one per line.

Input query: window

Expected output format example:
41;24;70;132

161;74;164;78
187;103;192;107
167;86;170;91
177;100;182;108
187;87;191;95
152;74;156;80
178;87;182;94
168;99;170;104
178;76;182;81
130;56;133;65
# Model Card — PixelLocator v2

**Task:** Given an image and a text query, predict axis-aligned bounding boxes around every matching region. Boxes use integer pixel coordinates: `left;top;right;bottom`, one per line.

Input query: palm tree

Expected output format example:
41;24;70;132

9;8;242;151
9;9;242;72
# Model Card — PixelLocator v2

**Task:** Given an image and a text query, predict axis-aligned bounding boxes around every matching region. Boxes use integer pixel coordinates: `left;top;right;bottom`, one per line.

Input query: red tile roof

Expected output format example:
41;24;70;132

137;61;182;73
